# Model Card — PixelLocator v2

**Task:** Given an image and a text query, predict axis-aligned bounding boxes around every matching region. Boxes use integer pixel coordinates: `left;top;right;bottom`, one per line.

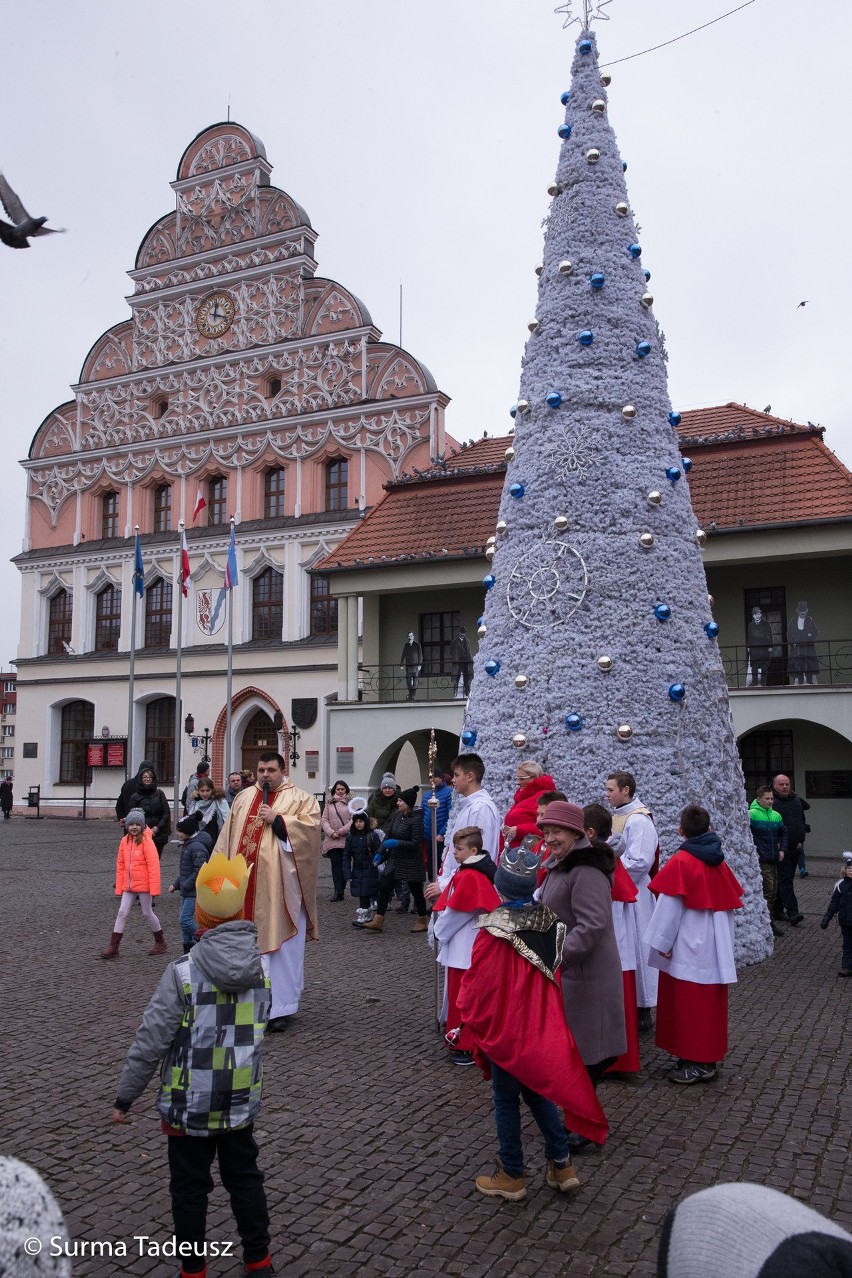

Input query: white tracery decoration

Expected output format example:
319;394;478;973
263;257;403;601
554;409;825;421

506;540;588;630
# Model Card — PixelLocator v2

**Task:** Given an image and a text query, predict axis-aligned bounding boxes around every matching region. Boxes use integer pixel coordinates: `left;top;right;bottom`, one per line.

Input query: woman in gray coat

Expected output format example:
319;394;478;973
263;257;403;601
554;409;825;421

539;800;626;1151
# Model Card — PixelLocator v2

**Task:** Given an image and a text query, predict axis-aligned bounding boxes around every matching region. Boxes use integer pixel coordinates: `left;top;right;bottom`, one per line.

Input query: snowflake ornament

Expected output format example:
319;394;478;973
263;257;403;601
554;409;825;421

546;421;603;482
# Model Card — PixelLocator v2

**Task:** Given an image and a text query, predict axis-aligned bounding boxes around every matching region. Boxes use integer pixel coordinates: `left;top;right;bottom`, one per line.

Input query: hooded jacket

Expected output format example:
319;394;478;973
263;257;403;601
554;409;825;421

115;759;155;821
114;829;161;896
172;830;214;898
748;800;788;864
115;920;271;1134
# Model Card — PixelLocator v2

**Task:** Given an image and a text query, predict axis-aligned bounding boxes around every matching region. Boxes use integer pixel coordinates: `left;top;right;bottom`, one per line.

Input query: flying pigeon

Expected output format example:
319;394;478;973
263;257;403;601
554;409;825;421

0;173;65;248
796;300;809;308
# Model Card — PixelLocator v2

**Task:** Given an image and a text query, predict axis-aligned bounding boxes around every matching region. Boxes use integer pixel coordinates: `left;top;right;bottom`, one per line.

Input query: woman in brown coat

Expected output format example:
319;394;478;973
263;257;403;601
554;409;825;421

538;800;626;1151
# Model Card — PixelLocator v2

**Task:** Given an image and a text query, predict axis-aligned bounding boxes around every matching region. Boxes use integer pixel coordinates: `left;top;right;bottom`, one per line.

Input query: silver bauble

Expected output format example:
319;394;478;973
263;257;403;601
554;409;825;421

553;515;569;532
527;319;540;333
534;264;544;277
616;723;633;741
504;446;516;461
485;545;496;559
600;73;612;86
615;201;629;217
641;292;654;308
694;528;707;547
547;181;562;197
591;99;606;114
496;520;508;534
621;404;637;420
597;655;614;673
514;674;529;690
515;399;530;415
477;624;487;640
708;594;714;607
646;491;663;507
558;260;573;275
639;532;655;549
586;148;601;164
512;732;528;749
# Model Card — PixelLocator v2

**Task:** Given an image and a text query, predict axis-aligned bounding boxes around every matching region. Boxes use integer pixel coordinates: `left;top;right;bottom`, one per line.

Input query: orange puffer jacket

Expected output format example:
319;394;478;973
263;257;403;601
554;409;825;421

115;831;161;896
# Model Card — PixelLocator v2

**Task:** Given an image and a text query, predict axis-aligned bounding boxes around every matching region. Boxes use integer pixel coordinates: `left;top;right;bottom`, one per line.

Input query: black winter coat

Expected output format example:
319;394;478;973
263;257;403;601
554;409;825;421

129;772;171;851
382;807;425;882
344;828;381;899
822;878;852;929
771;791;810;849
115;759;156;820
172;831;214;898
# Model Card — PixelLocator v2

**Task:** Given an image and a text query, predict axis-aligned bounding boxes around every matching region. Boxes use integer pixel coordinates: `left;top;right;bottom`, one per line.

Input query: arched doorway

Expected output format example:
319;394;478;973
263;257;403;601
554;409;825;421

240;709;277;777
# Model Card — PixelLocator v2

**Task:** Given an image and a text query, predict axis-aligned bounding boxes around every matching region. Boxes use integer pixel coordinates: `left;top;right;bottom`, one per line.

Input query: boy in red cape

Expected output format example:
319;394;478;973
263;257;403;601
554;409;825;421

645;804;744;1085
456;843;608;1202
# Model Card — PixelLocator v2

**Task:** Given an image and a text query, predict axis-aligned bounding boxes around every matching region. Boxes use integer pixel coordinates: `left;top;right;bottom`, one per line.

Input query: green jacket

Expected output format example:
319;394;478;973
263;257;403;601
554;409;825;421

748;800;787;864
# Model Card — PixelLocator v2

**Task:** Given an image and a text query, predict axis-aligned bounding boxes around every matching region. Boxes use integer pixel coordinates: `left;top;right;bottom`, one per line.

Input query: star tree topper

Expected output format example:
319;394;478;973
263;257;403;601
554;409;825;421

554;0;612;29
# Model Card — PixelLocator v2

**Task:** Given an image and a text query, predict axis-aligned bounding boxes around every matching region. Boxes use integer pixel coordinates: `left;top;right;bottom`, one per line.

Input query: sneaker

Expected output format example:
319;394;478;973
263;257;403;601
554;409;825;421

546;1159;580;1192
354;907;368;924
565;1131;603;1154
771;922;784;938
669;1063;717;1084
450;1050;475;1066
838;969;852;978
474;1163;526;1201
787;912;804;926
799;869;809;878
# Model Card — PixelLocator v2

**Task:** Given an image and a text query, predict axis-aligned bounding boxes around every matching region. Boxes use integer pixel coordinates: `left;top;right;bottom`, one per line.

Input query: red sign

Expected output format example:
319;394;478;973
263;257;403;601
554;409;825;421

87;744;104;767
86;739;127;768
106;741;126;768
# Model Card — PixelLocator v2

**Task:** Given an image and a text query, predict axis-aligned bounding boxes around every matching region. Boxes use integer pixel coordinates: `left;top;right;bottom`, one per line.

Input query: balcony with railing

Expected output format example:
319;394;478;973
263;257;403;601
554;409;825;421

356;664;466;703
721;640;852;691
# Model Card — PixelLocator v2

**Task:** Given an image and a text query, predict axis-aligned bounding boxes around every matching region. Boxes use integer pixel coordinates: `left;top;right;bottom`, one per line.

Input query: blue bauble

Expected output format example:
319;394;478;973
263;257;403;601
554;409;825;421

565;713;584;732
636;340;652;358
558;123;572;139
654;603;671;622
510;404;519;418
483;574;496;590
477;616;485;627
578;330;594;346
704;621;720;639
682;457;693;473
509;482;525;499
628;243;642;259
668;410;682;427
461;728;478;748
668;683;686;702
590;272;605;290
622;161;627;171
484;659;501;678
546;391;563;409
561;90;571;105
644;269;651;281
578;38;592;54
666;466;681;484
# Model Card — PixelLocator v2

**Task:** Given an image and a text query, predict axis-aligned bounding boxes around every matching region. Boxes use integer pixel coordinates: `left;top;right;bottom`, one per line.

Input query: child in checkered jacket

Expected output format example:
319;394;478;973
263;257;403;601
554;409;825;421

112;853;274;1278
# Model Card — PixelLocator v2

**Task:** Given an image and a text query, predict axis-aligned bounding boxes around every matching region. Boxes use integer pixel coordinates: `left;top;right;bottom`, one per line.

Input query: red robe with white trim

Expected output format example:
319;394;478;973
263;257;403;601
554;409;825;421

607;860;641;1074
457;911;608;1145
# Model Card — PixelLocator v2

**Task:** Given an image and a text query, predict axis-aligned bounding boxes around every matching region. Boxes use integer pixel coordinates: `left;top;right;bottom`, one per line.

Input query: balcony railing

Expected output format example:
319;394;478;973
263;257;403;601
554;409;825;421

720;640;852;691
356;664;468;704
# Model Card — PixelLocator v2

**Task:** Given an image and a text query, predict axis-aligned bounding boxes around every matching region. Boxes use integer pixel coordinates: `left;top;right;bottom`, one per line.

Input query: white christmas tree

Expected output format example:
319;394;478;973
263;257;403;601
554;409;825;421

466;24;771;964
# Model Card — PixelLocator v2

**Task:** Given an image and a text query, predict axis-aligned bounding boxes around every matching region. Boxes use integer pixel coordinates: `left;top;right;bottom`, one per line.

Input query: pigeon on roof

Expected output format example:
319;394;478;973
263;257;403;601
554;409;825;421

0;173;65;249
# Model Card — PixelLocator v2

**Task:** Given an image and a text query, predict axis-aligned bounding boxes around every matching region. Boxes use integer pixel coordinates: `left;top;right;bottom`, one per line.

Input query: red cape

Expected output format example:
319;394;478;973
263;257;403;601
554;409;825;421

432;866;500;914
611;859;638;903
456;930;608;1145
650;849;743;911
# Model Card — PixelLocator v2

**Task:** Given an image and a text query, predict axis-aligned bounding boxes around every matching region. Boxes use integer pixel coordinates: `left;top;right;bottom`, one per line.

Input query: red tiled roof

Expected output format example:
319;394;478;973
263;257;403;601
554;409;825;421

317;408;852;572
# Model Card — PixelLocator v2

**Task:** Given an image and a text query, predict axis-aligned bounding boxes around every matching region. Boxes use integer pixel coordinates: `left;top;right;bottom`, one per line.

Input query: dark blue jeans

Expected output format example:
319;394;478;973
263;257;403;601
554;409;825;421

489;1061;569;1177
841;924;852;972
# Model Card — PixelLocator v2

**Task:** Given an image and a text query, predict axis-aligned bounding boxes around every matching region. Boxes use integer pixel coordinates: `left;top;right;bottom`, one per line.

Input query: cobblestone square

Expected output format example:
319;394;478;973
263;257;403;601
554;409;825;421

2;818;850;1276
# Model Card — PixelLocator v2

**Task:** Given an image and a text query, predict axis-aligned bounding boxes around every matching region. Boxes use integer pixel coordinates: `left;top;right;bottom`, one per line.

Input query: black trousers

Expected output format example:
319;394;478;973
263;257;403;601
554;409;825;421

327;848;346;896
376;877;426;916
775;845;801;917
167;1125;270;1273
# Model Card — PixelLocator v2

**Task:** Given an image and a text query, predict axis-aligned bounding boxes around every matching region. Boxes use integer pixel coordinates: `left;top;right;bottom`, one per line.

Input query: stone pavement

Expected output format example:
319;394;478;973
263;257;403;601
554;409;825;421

2;817;850;1277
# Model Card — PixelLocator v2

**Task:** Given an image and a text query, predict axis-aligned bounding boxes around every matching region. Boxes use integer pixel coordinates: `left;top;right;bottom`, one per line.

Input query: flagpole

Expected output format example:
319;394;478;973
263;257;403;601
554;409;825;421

173;521;186;830
127;526;141;775
225;517;235;781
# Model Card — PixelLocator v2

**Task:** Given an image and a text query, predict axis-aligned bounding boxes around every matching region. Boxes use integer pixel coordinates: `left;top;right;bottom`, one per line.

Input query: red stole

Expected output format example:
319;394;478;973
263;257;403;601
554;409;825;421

235;787;266;922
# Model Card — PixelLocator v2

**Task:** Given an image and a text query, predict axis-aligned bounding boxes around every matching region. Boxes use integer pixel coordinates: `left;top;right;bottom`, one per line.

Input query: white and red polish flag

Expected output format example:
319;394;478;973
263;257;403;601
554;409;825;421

191;488;207;523
180;528;191;598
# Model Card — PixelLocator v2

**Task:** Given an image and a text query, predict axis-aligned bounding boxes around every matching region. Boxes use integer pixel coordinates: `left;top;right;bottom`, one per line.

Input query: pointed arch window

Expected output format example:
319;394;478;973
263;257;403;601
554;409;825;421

144;578;173;649
310;574;338;637
153;483;172;533
59;699;94;783
48;589;73;655
325;458;348;512
252;567;284;641
208;475;227;525
95;584;122;652
102;491;119;539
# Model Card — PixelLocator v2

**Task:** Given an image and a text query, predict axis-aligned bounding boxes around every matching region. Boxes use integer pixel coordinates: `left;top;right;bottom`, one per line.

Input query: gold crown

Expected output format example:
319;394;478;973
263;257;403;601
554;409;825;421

195;852;252;927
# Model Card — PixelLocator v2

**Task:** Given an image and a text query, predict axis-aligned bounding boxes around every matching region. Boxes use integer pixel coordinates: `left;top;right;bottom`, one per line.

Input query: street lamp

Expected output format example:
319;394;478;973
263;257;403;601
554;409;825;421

273;709;300;768
184;713;211;765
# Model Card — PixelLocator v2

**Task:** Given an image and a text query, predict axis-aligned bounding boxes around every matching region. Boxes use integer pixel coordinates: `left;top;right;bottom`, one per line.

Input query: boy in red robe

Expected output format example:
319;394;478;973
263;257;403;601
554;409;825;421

456;843;608;1201
645;804;744;1084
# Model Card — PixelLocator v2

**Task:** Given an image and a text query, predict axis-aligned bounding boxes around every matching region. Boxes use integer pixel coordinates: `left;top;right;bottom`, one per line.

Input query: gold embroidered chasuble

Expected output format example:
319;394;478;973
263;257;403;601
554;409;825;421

214;781;321;952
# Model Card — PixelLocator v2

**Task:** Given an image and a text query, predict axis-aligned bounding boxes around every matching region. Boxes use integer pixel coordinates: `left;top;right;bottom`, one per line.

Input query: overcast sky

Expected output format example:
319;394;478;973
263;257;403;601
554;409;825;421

2;0;850;665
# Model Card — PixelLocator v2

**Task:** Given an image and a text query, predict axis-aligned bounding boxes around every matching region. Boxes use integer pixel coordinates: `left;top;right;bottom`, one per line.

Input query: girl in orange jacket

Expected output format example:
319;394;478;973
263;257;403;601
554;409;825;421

101;806;167;959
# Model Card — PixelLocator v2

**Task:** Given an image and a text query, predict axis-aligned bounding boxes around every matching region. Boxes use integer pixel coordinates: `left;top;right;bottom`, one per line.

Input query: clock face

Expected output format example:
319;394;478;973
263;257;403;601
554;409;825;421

196;291;236;338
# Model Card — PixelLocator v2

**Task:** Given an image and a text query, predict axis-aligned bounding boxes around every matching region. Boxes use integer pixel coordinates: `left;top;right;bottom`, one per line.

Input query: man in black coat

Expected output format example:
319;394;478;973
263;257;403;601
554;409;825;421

746;606;774;687
771;773;809;925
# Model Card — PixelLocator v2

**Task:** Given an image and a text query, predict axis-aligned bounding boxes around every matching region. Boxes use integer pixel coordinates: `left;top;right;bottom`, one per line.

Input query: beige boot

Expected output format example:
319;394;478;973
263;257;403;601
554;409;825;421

410;916;429;933
546;1159;580;1192
475;1162;527;1201
361;913;384;932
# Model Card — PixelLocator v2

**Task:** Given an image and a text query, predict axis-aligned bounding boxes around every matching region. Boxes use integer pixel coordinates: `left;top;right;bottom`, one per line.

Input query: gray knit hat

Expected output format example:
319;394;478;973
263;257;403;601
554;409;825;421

494;843;542;901
380;773;397;790
0;1157;71;1277
125;807;146;828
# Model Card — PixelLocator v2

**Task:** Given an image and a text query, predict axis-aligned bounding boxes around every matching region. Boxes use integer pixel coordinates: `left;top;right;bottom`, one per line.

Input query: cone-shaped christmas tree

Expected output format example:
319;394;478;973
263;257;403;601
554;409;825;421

466;27;771;965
